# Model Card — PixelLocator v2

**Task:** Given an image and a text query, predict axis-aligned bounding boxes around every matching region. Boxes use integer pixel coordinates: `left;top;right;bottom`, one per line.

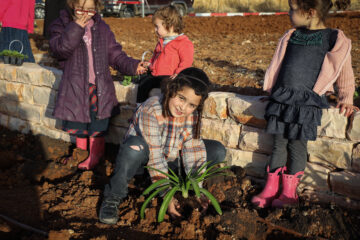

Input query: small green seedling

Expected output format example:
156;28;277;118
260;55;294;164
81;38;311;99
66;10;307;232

0;50;27;59
122;76;132;86
140;161;229;222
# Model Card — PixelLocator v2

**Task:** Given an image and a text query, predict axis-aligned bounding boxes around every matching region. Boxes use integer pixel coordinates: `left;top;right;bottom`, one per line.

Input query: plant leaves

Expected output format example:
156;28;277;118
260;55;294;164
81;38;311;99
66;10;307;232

145;166;179;183
158;186;179;222
142;178;171;196
140;185;169;219
190;178;201;198
199;188;222;215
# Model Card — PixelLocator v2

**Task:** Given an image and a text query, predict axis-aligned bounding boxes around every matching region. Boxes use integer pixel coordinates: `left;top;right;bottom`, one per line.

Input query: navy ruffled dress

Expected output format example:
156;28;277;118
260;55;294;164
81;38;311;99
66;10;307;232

265;28;338;141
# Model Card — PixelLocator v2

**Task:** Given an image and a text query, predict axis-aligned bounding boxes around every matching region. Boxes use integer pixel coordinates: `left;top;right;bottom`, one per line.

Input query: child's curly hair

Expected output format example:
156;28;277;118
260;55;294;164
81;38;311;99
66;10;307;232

152;5;184;34
162;67;211;139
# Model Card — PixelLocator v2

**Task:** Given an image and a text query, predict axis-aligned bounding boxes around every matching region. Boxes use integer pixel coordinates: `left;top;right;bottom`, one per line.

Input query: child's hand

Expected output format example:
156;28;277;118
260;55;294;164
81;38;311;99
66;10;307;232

167;197;181;219
336;102;359;117
75;14;89;28
197;194;210;213
169;74;178;80
141;61;151;68
136;62;147;75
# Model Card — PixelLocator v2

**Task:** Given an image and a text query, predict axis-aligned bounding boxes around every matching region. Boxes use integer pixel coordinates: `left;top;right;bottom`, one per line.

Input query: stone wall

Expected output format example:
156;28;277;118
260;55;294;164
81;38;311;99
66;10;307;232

1;62;360;209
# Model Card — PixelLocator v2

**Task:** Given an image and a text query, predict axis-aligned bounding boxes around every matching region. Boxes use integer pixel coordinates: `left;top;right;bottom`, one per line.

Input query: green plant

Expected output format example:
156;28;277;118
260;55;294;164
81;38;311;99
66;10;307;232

122;75;132;86
140;161;229;222
355;87;360;99
0;50;28;59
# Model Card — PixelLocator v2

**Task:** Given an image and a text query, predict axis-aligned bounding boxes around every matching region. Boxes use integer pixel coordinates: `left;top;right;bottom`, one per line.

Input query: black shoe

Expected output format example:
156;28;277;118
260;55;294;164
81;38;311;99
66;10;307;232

99;195;122;225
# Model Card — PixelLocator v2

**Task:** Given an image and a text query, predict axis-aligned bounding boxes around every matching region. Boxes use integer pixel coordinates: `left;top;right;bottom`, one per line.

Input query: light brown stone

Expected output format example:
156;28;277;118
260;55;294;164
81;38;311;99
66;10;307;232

225;148;269;177
347;112;360;141
40;66;62;89
2;64;17;81
317;107;347;139
33;86;56;107
203;92;237;120
42;108;61;129
298;162;331;192
308;138;353;169
0;80;7;97
17;102;43;122
0;99;18;117
201;118;241;148
352;144;360;172
6;82;24;101
15;63;43;85
8;117;30;134
238;125;273;154
0;113;9;127
330;170;360;200
114;82;138;104
23;84;34;104
227;95;267;128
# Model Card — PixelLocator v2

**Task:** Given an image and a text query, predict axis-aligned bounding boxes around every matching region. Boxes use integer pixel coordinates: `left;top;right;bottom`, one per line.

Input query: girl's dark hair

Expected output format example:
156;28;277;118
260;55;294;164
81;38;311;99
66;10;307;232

162;67;211;139
296;0;351;22
152;5;184;34
66;0;104;11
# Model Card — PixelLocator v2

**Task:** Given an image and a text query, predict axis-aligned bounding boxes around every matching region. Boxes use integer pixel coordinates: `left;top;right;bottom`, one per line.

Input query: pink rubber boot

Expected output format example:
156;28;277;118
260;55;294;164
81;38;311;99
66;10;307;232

251;167;284;208
78;137;105;170
76;137;87;150
272;171;304;208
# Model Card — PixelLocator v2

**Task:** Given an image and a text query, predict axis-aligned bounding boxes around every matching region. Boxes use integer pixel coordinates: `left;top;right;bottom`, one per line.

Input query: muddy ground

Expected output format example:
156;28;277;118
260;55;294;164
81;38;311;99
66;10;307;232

0;125;360;240
1;14;360;239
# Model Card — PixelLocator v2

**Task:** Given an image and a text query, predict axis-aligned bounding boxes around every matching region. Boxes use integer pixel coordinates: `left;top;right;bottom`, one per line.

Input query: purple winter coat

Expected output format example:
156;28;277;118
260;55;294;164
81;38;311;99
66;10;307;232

49;10;140;123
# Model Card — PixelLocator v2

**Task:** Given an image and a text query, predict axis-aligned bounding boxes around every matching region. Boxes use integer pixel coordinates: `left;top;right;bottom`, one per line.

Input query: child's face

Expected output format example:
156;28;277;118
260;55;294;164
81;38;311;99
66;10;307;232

73;0;96;22
288;0;310;28
153;18;174;38
168;86;202;118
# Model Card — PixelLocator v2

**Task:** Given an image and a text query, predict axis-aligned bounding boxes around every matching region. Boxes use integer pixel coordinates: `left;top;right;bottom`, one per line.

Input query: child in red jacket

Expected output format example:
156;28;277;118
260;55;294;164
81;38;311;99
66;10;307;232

136;5;194;103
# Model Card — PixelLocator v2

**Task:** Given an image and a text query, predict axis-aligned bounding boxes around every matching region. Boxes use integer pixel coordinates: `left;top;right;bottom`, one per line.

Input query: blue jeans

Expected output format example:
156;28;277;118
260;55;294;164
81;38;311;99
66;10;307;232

103;136;226;198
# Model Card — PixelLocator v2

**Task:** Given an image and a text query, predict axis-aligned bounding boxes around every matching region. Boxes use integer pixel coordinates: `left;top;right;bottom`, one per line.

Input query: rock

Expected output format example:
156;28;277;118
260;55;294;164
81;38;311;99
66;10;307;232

298;162;332;192
225;148;269;178
238;125;273;154
201;118;241;148
110;105;136;128
347;112;360;141
308;138;353;169
352;144;360;172
301;189;360;210
317;107;347;139
330;170;360;200
227;95;267;128
203;92;237;120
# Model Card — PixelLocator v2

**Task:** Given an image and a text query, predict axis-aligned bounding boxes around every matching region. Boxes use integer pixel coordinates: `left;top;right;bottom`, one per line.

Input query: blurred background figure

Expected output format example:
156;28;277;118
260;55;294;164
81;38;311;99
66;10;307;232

0;0;36;62
43;0;67;39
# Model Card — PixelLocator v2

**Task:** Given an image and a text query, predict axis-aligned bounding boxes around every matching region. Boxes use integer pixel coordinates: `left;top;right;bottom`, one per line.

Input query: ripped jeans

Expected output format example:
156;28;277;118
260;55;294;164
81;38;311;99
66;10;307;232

103;136;226;199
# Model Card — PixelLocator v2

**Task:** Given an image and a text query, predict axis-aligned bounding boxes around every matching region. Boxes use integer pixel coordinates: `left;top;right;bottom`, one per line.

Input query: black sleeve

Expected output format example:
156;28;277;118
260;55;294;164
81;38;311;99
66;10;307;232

329;29;339;51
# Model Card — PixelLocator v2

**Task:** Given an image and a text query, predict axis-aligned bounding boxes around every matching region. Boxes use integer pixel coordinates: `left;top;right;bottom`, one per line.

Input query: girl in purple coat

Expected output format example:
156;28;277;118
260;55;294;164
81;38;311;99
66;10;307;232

49;0;146;170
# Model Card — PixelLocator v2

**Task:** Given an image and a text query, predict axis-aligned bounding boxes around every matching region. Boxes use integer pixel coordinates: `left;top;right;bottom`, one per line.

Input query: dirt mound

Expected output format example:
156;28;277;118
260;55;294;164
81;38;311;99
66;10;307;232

0;126;359;239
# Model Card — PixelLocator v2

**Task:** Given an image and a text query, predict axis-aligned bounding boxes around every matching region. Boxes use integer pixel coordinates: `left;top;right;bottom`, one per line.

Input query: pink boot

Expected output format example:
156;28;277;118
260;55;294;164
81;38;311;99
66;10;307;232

272;171;304;208
251;167;284;208
78;137;105;170
76;137;87;150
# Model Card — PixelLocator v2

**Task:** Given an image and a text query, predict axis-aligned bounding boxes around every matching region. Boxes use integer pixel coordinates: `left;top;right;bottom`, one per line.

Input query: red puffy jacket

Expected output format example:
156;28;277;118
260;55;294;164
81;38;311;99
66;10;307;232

149;35;194;76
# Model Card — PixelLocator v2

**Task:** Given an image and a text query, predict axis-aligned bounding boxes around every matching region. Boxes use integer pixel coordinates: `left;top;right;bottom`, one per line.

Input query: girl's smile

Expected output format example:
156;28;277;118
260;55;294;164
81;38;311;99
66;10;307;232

168;86;201;118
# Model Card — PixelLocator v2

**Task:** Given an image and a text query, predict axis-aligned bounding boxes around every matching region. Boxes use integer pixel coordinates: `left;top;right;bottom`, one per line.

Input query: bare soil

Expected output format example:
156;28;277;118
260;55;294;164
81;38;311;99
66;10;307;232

0;125;360;239
2;14;360;239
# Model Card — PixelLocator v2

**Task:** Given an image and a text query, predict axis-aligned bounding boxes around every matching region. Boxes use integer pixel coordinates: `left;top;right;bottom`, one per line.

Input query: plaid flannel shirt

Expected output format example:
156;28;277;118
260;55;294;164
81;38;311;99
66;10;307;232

125;96;207;182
